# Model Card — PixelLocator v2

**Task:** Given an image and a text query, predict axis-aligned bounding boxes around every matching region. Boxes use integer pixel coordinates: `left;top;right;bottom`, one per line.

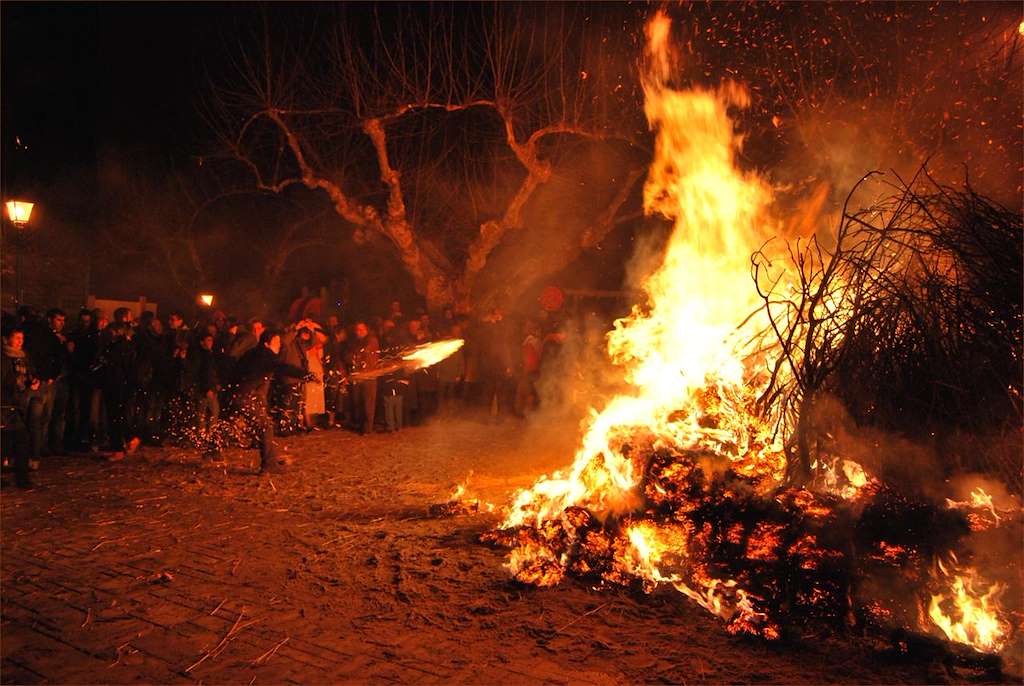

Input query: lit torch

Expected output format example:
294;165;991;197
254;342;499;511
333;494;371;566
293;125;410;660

350;338;465;381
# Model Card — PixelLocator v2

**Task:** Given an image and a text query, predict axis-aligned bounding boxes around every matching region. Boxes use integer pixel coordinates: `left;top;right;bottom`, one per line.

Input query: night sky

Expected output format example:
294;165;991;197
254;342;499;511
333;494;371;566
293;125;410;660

3;3;237;189
2;2;1019;315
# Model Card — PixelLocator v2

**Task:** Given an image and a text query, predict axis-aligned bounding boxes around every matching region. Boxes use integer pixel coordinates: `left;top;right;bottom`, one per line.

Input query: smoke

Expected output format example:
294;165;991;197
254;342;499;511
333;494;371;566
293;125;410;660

768;7;1022;213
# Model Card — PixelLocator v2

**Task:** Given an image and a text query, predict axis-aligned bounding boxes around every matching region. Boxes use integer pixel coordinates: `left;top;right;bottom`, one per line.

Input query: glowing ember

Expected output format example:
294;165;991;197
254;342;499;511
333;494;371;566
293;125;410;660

815;457;877;500
945;487;1005;528
927;555;1009;654
402;338;464;369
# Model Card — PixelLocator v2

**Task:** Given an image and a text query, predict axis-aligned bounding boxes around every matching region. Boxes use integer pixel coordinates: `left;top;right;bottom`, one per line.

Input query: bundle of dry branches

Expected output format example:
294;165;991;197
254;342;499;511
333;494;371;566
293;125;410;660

753;169;1021;487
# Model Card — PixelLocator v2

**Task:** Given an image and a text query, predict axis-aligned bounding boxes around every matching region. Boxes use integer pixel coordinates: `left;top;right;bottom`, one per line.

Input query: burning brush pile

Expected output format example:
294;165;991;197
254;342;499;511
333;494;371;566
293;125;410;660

483;11;1020;667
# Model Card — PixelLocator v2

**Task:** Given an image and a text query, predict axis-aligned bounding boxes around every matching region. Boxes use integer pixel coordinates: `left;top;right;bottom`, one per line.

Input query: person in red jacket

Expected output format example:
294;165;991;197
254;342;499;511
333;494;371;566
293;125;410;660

515;320;543;417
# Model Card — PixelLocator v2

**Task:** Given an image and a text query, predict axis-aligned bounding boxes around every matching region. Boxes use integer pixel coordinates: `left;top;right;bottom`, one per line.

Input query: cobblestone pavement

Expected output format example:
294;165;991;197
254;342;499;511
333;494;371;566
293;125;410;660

0;419;983;684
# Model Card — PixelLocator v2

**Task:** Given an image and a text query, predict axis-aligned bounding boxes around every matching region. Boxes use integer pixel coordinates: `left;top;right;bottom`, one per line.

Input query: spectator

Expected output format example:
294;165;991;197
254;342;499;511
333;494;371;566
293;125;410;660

388;300;404;326
418;311;433;340
301;322;328;430
67;308;98;451
25;308;70;457
477;307;514;420
228;317;264;360
379;319;399;349
192;332;221;445
97;322;140;460
217;317;242;381
165;336;197;442
436;320;465;414
440;306;457;337
165;310;189;351
2;326;41;486
134;314;166;445
275;321;314;434
324;325;351;429
350;321;380;435
515;320;543;416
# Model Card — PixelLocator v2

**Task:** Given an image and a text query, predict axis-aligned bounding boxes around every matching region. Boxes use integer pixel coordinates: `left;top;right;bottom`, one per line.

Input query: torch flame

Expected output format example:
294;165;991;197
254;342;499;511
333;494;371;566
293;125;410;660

402;338;464;370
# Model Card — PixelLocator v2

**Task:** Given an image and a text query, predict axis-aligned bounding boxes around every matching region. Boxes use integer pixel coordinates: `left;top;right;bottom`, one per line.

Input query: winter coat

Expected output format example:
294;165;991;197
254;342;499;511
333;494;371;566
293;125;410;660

233;346;308;405
96;338;137;393
25;323;68;381
2;345;38;410
349;335;380;373
190;348;221;396
277;332;309;386
70;328;101;386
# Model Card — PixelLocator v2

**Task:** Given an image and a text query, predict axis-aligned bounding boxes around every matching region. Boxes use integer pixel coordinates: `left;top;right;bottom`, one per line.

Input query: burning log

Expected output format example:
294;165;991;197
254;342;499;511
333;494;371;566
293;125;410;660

428;499;480;517
488;439;1014;653
428;473;496;518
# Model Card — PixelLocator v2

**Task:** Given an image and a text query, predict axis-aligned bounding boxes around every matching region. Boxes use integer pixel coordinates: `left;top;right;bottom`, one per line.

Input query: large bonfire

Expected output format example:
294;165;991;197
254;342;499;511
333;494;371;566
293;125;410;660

485;11;1015;661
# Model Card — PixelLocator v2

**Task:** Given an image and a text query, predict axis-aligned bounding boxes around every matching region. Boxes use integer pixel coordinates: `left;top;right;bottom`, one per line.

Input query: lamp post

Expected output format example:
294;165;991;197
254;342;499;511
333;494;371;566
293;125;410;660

4;198;36;305
198;293;214;308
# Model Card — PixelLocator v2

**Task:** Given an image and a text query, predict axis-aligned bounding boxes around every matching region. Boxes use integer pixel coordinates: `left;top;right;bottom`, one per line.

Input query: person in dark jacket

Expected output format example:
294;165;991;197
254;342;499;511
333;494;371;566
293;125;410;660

2;326;40;487
160;337;190;442
191;332;222;440
228;318;264;361
476;307;514;420
134;316;166;445
232;329;311;473
349;321;380;434
96;323;140;460
67;308;99;451
324;325;351;428
273;321;313;434
24;308;70;456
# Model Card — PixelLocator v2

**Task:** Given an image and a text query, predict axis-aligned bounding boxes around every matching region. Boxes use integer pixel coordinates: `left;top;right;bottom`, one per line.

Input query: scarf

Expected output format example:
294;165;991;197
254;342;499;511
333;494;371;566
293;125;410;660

2;343;26;359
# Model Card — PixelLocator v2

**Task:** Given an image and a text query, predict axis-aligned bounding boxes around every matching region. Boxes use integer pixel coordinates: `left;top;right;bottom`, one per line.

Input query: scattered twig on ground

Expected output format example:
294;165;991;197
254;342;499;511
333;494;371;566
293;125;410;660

91;536;128;552
252;637;290;666
555;602;609;634
185;609;261;674
210;598;227;616
81;608;93;628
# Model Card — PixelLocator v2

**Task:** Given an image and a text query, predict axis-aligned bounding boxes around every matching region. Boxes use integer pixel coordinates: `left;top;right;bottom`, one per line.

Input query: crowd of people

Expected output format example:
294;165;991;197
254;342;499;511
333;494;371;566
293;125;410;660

1;299;566;488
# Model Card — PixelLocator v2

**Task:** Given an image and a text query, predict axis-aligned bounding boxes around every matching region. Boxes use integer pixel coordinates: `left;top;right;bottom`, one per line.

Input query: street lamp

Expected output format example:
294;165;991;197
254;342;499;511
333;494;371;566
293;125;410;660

5;200;35;226
4;199;36;306
198;293;214;307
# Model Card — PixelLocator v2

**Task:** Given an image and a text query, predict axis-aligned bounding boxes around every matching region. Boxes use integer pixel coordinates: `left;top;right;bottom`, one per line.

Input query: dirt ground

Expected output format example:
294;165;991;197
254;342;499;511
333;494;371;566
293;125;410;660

0;415;1012;684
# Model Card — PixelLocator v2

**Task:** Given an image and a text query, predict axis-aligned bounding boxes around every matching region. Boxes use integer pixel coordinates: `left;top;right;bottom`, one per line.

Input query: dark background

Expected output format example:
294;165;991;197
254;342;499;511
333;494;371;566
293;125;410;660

2;2;1020;320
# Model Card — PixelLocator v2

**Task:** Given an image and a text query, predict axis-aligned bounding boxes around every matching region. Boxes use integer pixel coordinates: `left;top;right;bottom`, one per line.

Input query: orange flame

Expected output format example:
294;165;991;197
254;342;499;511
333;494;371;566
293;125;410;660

500;13;795;637
503;9;783;530
945;486;1005;528
402;338;464;369
927;555;1009;653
